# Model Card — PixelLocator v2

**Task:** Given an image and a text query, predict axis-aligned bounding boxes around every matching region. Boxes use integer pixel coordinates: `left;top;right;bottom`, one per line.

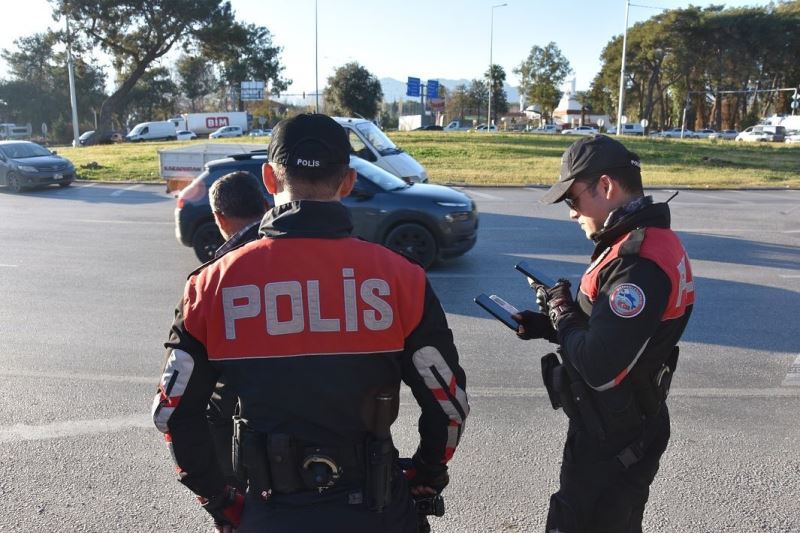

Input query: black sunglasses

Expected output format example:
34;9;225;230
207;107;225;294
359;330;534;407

564;178;600;210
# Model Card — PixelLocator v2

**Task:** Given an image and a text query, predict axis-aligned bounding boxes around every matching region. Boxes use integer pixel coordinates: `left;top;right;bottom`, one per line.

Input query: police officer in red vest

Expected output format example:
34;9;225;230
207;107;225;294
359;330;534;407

514;135;695;533
152;114;469;532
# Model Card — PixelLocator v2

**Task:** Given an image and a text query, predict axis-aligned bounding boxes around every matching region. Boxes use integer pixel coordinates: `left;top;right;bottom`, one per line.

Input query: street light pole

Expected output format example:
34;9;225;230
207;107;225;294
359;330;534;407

487;3;507;133
615;0;630;136
66;18;80;147
315;0;319;113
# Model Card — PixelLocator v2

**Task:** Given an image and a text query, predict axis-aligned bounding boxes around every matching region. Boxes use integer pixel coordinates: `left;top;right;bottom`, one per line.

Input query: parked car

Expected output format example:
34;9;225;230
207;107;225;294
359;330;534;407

561;125;598;135
607;124;644;135
785;130;800;144
78;130;124;145
708;129;738;140
0;140;76;192
443;120;473;131
474;124;498;131
126;121;177;142
531;124;559;134
209;126;244;138
176;130;198;141
735;125;785;142
413;125;444;131
658;128;696;139
694;128;717;139
174;152;478;269
248;128;272;137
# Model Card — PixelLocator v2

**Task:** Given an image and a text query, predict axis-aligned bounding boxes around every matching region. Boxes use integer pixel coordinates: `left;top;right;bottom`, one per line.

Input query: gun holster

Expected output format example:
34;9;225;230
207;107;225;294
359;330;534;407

541;352;606;441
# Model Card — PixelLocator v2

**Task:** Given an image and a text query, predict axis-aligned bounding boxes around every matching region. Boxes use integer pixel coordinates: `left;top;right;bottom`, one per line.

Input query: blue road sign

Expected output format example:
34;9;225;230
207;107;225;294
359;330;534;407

426;80;439;98
407;77;420;97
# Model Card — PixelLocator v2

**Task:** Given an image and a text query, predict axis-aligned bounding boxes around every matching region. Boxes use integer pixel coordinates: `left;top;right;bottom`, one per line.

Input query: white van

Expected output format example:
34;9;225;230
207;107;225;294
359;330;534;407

334;117;429;183
444;120;473;132
608;123;645;135
126;121;177;142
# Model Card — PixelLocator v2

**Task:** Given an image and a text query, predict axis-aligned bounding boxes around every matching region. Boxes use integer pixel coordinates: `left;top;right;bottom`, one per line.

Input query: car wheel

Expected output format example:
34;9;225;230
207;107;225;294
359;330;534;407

7;173;23;193
192;221;225;262
59;181;72;188
384;223;438;269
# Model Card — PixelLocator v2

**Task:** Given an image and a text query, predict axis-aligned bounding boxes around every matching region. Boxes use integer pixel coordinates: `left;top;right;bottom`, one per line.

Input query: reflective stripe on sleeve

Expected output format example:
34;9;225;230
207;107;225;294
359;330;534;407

152;349;195;433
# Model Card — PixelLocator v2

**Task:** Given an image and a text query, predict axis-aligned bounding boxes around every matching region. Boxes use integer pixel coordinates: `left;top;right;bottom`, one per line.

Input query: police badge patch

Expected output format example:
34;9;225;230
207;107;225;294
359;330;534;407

609;283;646;318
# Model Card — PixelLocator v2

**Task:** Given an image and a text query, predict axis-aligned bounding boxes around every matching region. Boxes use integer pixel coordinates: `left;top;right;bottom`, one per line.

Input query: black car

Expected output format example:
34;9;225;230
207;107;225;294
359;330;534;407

174;152;478;269
0;141;76;192
78;130;124;146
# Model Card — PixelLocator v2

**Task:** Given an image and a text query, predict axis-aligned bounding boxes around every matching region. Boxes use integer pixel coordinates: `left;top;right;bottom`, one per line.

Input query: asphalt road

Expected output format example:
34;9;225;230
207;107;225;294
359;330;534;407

1;183;798;532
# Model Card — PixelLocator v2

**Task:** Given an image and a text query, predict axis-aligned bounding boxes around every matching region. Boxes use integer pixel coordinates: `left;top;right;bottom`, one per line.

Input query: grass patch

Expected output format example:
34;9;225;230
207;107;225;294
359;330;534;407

55;132;800;188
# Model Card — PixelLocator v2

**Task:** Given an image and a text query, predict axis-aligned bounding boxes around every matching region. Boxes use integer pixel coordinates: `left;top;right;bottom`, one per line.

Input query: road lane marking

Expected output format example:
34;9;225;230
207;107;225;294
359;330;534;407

2;384;798;443
0;369;153;384
110;184;144;197
783;230;800;234
0;264;19;268
782;354;800;387
76;182;96;188
3;368;798;398
779;275;800;279
72;219;173;225
0;414;152;443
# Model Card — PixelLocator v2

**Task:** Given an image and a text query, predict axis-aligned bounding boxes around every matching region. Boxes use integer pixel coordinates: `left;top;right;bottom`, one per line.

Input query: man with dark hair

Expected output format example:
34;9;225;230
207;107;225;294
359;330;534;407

208;171;268;258
153;113;469;533
205;170;269;527
513;134;695;532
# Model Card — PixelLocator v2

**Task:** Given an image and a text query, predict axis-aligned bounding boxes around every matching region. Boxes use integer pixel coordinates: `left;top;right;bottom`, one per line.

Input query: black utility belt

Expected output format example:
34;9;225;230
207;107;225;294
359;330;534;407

233;424;368;497
540;346;679;466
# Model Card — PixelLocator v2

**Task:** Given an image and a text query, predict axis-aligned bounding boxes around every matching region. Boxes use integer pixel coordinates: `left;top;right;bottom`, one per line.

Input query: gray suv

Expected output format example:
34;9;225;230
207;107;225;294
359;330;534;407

174;152;478;269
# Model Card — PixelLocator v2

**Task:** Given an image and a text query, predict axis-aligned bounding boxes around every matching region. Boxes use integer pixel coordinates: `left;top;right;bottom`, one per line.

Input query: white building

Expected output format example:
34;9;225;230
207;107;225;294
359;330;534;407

552;79;610;129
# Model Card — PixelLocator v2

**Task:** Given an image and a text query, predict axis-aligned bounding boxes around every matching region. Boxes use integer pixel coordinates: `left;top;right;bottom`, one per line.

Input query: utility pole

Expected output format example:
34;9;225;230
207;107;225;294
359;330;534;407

66;18;80;146
315;0;319;113
615;0;630;136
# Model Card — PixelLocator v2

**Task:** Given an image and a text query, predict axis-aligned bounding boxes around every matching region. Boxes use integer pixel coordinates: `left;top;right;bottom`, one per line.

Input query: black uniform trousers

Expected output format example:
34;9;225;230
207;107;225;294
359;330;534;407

545;406;670;533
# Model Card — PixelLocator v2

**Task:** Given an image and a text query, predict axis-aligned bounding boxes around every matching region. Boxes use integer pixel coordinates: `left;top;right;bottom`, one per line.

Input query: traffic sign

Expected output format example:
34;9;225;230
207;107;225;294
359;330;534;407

621;115;628;124
792;101;799;109
640;118;649;128
426;80;439;98
407;77;420;97
597;119;605;128
792;91;800;101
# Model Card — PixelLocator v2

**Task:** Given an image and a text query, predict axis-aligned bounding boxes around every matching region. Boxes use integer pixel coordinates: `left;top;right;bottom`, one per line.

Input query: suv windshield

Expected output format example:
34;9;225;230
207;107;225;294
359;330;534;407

0;142;52;159
354;122;400;155
350;156;409;191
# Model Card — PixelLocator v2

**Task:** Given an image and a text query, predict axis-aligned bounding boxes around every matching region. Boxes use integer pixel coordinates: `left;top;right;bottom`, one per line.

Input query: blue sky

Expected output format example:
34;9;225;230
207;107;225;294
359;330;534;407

1;0;774;96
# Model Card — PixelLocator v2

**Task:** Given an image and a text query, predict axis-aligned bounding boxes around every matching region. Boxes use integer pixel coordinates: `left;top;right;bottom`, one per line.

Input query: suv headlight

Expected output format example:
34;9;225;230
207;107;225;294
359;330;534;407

436;201;469;208
18;165;38;172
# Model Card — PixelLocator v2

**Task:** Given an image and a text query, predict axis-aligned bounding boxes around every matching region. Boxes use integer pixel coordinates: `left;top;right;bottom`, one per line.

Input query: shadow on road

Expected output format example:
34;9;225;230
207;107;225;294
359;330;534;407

431;212;800;354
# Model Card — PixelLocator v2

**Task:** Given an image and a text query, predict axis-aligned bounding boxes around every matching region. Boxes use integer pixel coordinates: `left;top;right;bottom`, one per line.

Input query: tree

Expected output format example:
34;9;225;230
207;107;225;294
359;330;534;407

200;22;290;111
51;0;282;137
485;64;509;124
0;31;106;141
467;79;489;119
119;67;180;125
323;62;383;118
175;55;218;112
514;42;572;121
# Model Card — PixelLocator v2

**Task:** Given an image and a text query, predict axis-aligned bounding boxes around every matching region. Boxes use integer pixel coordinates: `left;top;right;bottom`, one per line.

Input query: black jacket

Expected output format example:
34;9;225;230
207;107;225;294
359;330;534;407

153;201;469;498
555;199;695;440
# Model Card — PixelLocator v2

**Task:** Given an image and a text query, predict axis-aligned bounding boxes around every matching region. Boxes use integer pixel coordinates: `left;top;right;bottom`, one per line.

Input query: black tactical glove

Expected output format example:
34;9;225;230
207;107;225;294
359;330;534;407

200;485;244;529
512;310;558;343
406;456;449;493
542;279;579;330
